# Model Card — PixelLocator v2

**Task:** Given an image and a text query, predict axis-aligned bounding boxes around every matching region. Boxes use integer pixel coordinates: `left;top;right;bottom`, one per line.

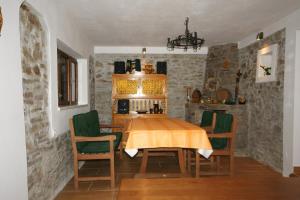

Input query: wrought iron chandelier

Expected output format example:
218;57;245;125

167;17;204;52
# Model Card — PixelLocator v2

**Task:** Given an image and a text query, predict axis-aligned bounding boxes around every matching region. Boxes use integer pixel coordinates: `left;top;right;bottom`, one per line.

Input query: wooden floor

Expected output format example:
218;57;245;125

56;154;300;200
294;167;300;176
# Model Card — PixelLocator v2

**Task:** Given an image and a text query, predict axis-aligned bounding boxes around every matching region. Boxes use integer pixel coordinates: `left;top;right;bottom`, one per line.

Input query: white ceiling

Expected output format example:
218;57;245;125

56;0;300;47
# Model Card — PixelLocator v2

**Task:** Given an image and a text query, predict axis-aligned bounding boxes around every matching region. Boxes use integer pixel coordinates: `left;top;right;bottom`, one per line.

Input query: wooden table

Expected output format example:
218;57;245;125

125;118;213;174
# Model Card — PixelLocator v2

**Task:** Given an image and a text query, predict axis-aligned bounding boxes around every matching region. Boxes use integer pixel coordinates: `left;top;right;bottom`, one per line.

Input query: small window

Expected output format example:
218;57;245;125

57;49;78;106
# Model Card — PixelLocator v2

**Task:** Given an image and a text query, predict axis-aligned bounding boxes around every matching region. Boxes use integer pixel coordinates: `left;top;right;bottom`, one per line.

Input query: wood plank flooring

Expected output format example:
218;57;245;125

118;177;300;200
55;154;300;200
294;167;300;176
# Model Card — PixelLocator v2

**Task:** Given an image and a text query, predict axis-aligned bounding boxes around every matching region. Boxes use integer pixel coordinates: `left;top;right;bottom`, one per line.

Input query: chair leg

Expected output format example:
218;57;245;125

230;155;234;176
195;149;200;178
120;128;125;160
73;159;79;189
178;149;186;174
216;156;221;173
210;155;214;169
183;149;187;169
110;152;115;188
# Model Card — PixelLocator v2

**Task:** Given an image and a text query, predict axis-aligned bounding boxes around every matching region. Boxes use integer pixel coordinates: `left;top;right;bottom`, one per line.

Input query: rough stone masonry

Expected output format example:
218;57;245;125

20;4;73;200
92;54;207;123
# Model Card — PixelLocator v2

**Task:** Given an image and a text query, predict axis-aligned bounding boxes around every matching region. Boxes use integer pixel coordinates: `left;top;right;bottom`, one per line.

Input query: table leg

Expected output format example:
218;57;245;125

183;149;187;168
178;149;186;174
139;149;149;173
119;141;123;160
195;149;200;178
187;150;191;172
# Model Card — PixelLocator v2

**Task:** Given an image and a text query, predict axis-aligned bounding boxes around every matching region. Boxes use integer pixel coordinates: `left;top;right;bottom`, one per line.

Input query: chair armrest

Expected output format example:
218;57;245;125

207;133;233;138
99;124;124;129
74;135;116;142
201;126;213;133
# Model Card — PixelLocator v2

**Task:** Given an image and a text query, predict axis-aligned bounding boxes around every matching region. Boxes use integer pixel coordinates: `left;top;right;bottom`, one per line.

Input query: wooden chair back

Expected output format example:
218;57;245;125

210;114;237;176
200;111;216;133
69;114;116;189
69;119;78;156
190;113;238;177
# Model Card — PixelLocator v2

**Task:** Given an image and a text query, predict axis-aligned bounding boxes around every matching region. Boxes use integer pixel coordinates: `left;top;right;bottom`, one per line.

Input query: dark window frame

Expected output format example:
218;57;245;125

57;49;78;107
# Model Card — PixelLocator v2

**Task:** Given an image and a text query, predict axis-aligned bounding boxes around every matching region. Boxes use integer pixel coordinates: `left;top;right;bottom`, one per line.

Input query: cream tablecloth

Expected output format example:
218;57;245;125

125;118;213;158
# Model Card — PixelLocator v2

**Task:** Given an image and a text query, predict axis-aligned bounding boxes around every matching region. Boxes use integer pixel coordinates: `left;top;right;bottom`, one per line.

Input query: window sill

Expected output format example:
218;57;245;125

58;104;88;111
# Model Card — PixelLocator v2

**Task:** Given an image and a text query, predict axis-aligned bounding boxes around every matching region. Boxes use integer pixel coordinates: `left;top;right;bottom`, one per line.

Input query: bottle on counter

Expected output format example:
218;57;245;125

153;103;159;114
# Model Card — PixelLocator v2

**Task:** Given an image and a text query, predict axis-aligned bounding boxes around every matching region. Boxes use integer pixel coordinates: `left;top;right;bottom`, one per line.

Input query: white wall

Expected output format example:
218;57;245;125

26;0;94;136
0;0;94;198
294;31;300;166
238;8;300;176
0;0;28;199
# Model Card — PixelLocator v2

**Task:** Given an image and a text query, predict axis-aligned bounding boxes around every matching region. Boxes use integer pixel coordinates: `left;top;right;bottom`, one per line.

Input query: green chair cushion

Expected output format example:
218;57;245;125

200;111;214;127
72;110;122;153
79;132;122;154
73;110;101;151
210;113;233;149
73;110;100;137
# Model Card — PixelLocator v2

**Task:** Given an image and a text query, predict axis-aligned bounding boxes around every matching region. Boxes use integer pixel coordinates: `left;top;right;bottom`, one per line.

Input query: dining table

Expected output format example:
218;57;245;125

124;117;213;174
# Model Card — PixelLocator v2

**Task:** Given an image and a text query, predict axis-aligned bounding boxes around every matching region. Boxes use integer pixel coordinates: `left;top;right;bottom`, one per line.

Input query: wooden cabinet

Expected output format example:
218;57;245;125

112;74;168;139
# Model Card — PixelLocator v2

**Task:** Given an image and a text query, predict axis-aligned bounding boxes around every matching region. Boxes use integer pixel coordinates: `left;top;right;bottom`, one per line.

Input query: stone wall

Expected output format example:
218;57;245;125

239;29;285;172
20;4;73;200
186;30;285;172
93;54;207;123
203;43;239;99
89;55;95;110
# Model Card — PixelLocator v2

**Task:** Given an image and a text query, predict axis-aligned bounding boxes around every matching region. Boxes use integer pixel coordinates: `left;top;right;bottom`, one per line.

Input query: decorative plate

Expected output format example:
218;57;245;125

216;88;231;102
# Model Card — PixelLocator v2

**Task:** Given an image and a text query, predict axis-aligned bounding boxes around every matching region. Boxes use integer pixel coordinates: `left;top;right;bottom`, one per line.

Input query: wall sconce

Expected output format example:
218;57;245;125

142;47;146;55
256;32;264;41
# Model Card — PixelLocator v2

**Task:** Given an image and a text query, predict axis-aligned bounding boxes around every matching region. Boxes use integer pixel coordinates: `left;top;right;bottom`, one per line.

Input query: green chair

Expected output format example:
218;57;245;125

210;113;233;149
69;110;122;189
205;113;237;176
200;110;216;133
189;112;237;177
187;111;216;172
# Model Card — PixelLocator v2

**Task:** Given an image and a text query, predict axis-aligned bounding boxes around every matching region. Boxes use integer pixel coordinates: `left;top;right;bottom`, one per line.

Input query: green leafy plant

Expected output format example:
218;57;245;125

260;65;271;76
